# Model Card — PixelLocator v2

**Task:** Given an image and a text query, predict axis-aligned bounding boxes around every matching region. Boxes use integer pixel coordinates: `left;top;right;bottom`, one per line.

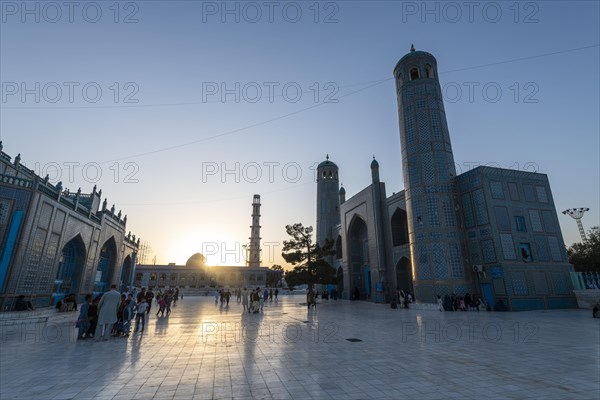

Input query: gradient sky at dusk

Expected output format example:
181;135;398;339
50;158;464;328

1;1;598;267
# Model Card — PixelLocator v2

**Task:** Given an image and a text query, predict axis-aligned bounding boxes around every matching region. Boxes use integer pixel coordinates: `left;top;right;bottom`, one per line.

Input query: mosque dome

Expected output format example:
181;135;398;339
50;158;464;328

186;253;206;268
317;154;338;169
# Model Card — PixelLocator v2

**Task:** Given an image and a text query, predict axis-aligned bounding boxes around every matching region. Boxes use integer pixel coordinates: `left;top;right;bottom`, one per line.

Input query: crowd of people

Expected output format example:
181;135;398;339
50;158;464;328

215;287;280;314
74;285;182;340
437;293;486;312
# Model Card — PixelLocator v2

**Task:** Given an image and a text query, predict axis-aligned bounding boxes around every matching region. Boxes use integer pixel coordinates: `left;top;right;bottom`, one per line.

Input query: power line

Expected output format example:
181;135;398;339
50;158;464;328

2;44;597;110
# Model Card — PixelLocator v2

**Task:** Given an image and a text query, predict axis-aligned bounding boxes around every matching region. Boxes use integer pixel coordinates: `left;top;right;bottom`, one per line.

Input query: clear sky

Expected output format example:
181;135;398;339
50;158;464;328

1;0;598;268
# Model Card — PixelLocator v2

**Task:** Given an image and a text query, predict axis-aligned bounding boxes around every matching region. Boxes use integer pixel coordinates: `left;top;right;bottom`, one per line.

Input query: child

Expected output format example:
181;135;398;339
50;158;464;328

135;298;148;332
156;296;166;317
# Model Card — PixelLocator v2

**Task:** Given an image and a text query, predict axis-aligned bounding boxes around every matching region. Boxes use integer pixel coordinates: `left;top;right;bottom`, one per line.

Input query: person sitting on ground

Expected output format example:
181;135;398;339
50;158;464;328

61;294;77;312
443;294;453;311
14;295;34;311
592;302;599;318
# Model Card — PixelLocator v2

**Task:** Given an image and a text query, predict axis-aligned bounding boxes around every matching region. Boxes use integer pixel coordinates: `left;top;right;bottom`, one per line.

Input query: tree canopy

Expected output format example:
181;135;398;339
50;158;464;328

281;223;336;289
567;226;600;272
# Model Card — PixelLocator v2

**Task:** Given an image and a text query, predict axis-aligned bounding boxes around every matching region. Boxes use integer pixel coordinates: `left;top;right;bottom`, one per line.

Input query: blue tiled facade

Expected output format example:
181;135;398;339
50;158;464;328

456;167;575;310
328;48;574;310
0;147;139;311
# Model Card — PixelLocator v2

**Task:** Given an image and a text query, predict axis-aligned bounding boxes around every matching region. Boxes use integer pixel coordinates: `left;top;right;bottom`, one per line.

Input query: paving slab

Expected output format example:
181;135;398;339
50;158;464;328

1;295;598;399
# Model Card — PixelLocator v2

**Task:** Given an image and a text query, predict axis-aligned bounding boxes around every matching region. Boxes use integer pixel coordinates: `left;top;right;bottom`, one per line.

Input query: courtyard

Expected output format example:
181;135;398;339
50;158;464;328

0;295;598;400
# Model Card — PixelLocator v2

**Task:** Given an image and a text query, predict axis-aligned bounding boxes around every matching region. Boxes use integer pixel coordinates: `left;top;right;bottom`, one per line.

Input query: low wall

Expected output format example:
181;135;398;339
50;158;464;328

573;290;600;309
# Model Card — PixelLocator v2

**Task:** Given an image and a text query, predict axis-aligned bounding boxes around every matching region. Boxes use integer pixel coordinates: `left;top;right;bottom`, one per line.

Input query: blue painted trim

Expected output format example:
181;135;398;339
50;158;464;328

0;211;24;292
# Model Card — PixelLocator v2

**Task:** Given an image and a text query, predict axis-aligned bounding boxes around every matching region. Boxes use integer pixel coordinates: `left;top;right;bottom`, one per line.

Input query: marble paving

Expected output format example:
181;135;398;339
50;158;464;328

0;295;598;399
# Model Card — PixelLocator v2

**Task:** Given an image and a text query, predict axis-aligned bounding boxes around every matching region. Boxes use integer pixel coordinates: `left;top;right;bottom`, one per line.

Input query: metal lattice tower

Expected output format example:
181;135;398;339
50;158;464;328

562;207;589;241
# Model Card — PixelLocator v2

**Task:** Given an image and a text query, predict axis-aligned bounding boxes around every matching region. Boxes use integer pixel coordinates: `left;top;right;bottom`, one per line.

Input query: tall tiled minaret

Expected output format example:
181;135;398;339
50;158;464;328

394;45;468;302
316;155;341;247
248;194;261;267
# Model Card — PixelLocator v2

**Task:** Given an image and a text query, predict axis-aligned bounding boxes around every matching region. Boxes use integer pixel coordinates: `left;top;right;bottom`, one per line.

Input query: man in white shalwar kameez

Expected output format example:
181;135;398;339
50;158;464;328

95;284;121;340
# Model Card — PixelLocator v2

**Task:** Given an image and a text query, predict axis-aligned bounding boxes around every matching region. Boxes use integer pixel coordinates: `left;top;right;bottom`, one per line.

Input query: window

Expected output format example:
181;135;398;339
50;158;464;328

425;64;433;78
519;243;533;262
410;67;419;80
515;216;527;232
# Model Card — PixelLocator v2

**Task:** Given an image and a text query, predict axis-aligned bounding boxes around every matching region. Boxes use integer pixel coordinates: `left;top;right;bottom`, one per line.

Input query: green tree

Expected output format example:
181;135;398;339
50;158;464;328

567;226;600;272
266;264;284;287
281;223;336;289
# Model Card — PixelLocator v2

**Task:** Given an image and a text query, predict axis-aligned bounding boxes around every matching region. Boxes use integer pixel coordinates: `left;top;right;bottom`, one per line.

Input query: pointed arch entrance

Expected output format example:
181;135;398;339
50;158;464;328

95;237;117;294
395;257;413;294
120;254;132;292
336;266;344;296
348;216;369;300
391;208;409;246
53;235;86;304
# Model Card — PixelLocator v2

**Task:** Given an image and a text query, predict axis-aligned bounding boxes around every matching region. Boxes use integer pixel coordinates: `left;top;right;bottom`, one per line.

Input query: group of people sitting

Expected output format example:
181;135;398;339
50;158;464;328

55;293;78;312
438;293;485;311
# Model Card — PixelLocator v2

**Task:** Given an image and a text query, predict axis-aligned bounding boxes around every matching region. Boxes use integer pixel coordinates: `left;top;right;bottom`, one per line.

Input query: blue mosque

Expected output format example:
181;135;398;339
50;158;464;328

0;142;139;311
0;47;576;312
316;47;576;310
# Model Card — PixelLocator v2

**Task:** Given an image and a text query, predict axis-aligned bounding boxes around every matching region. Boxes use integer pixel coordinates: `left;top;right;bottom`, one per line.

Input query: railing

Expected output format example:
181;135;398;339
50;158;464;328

0;174;33;188
570;271;600;290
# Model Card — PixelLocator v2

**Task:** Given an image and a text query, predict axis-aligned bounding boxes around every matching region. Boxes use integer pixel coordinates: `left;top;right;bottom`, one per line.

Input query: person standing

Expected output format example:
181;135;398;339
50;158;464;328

145;289;154;315
274;288;279;302
165;293;173;315
137;288;145;303
251;288;260;313
241;288;249;312
124;294;135;335
259;289;265;313
437;295;443;312
307;289;316;310
86;297;100;338
134;298;148;332
95;285;121;340
76;294;92;340
156;295;166;317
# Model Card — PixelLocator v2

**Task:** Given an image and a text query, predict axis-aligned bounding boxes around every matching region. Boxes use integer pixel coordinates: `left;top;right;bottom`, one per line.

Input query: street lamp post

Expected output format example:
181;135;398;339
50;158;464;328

562;207;590;242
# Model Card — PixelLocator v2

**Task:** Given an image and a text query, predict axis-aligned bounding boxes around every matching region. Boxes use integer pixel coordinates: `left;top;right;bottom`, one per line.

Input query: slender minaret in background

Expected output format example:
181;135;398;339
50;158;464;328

248;194;262;268
394;45;469;302
316;155;341;247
